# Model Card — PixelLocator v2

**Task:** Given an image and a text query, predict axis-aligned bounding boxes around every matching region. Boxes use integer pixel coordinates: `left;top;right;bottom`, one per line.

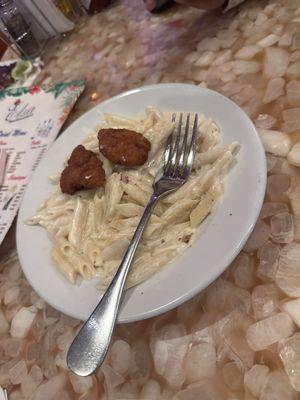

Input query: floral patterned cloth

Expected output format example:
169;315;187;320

0;80;85;244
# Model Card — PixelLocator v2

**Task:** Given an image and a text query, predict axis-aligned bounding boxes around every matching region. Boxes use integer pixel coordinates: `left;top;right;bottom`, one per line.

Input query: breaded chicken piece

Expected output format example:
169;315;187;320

60;145;105;195
98;128;151;167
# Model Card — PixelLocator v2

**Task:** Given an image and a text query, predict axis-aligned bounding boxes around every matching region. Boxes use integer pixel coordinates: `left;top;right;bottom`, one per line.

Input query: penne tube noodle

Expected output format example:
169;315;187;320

101;237;130;262
52;248;76;284
82;203;96;241
82;239;103;264
103;114;142;131
68;197;89;248
190;180;223;228
161;199;198;225
163;165;210;204
104;173;124;221
55;237;76;257
70;254;95;280
115;203;144;218
144;222;163;239
122;182;149;206
110;216;140;231
54;224;71;238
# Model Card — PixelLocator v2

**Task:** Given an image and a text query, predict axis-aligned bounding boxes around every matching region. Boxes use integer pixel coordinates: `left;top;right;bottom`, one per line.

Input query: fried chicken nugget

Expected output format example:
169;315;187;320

98;128;151;167
60;145;105;195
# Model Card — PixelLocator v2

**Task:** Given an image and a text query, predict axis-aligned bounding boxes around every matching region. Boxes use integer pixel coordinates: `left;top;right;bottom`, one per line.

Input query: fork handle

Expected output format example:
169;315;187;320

67;194;159;376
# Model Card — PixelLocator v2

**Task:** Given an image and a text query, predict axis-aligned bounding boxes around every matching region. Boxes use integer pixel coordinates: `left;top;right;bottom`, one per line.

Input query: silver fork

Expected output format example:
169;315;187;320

67;112;199;376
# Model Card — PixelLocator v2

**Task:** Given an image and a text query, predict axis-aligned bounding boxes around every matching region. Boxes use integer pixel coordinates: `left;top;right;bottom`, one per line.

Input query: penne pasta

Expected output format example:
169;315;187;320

190;180;223;228
101;237;130;262
122;182;149;206
68;197;89;248
27;108;237;289
103;173;124;221
56;237;75;257
115;203;144;218
161;199;198;225
69;253;95;280
82;238;103;265
52;248;76;284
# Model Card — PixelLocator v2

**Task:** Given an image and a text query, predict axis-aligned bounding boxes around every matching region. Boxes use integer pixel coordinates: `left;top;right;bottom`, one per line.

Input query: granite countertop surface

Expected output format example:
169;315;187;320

1;0;300;398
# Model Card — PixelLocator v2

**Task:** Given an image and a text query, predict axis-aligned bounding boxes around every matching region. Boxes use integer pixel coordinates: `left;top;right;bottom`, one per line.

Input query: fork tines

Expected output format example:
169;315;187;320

164;112;198;178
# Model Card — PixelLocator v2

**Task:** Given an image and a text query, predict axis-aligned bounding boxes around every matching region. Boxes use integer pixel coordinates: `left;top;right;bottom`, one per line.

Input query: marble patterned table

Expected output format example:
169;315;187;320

1;0;300;398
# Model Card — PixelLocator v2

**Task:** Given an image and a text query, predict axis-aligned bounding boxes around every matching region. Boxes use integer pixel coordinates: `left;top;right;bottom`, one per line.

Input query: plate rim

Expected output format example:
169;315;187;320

16;83;267;322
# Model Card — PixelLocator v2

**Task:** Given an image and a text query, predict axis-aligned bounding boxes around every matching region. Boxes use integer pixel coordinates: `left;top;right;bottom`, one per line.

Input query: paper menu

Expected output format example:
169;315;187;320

0;80;85;244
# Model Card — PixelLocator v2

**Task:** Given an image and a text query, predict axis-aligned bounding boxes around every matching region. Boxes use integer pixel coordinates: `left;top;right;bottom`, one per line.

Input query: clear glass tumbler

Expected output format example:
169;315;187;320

0;0;42;59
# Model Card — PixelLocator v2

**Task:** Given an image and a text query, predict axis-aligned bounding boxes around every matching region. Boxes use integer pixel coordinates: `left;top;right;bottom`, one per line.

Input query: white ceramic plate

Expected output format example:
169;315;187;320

17;84;266;322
